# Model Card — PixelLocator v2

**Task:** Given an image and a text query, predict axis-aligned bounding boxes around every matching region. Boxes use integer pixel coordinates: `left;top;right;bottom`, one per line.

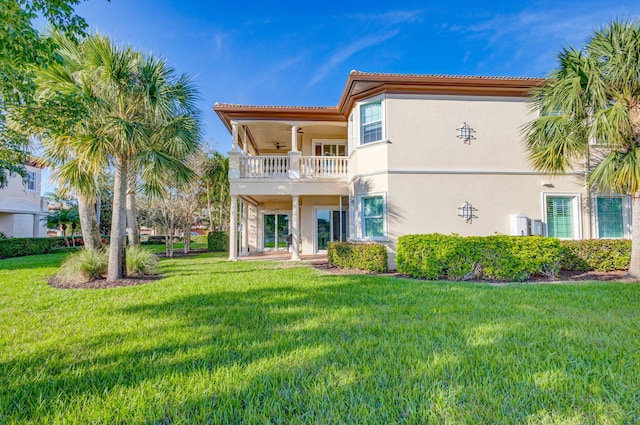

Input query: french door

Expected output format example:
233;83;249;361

263;213;289;250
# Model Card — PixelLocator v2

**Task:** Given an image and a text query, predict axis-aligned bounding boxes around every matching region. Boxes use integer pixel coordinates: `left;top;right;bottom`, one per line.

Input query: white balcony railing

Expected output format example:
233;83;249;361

236;155;347;179
240;155;289;178
300;156;348;178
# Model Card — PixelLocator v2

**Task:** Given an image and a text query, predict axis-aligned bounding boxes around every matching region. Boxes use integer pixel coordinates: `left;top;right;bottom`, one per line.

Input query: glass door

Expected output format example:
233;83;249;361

316;209;347;252
263;213;289;250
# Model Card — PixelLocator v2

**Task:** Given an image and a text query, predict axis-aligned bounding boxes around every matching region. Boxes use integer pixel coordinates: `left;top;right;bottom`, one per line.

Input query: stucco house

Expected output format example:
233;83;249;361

0;159;48;238
214;71;630;268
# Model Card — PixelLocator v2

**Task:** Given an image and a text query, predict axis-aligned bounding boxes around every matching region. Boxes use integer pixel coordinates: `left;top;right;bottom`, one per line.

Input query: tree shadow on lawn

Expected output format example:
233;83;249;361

1;274;638;423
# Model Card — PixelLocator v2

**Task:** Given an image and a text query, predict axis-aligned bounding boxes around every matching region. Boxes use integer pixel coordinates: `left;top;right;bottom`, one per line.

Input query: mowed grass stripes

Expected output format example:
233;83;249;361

0;252;639;424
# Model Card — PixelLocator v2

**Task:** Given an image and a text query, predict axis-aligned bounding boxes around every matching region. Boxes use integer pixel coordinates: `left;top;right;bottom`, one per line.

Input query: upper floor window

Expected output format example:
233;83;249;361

26;171;36;191
360;101;383;144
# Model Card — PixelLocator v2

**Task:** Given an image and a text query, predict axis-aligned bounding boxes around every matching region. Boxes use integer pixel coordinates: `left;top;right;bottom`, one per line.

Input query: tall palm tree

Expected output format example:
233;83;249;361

28;32;200;281
523;20;640;277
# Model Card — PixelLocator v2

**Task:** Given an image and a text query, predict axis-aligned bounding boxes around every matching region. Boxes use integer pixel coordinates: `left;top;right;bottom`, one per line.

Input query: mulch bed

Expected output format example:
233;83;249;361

48;275;162;290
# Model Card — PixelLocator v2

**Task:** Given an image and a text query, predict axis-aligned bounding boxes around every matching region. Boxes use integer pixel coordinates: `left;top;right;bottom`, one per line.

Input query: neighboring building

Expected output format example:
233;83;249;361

0;159;49;238
214;71;629;268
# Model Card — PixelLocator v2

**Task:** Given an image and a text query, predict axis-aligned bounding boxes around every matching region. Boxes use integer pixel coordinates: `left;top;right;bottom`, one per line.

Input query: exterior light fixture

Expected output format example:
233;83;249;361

457;122;476;144
458;201;477;223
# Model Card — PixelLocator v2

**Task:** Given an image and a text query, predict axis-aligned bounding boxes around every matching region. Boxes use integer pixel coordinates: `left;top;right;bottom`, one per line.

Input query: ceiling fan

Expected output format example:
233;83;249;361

273;141;284;150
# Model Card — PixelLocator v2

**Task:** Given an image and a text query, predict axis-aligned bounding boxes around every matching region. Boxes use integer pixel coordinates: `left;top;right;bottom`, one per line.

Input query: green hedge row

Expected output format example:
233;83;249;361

397;234;563;281
327;242;388;273
560;239;630;271
0;237;68;259
208;231;229;252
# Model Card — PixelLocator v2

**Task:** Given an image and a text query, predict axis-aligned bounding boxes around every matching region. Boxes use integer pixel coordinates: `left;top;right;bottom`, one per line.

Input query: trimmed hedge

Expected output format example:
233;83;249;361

397;234;563;281
0;237;67;259
208;231;229;252
560;239;631;271
327;242;388;273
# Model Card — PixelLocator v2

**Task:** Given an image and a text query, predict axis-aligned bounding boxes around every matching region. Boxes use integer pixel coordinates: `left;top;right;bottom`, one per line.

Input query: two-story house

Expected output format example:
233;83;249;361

0;159;48;238
214;71;629;268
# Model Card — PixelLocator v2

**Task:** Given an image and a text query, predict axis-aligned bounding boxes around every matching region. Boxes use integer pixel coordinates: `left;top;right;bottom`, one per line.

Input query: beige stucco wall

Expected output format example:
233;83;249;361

346;93;594;268
0;165;47;237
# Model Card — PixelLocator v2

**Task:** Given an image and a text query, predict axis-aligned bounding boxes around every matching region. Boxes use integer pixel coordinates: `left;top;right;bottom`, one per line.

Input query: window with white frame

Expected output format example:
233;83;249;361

360;100;383;144
544;194;580;239
26;171;36;191
595;195;631;239
361;195;385;239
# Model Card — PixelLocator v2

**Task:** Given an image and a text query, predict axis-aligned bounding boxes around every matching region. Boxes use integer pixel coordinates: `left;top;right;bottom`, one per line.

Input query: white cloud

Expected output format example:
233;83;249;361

308;29;400;86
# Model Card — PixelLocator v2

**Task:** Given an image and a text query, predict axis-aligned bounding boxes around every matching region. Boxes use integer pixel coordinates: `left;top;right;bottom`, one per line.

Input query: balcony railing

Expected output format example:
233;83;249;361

236;155;347;179
240;155;289;178
300;156;347;178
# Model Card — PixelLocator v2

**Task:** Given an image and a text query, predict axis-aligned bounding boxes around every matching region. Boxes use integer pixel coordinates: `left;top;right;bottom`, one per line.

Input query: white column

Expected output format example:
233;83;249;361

228;195;238;260
290;125;298;152
242;201;249;254
231;122;239;151
291;195;300;261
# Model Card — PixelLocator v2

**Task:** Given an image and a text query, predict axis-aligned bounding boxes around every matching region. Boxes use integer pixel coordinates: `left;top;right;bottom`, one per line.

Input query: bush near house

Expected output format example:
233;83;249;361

397;234;563;281
0;237;67;259
327;242;388;273
560;239;631;271
207;231;229;252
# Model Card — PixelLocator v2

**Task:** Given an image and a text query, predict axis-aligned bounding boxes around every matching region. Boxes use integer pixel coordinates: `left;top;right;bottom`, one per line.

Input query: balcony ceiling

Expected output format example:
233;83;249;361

246;122;347;153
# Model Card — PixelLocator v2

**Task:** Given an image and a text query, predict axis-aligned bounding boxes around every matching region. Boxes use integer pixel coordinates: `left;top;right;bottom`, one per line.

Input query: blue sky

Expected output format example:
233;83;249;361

61;1;640;153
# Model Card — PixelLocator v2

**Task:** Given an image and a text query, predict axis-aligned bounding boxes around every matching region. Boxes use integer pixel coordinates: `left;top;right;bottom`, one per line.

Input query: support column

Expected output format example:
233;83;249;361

290;125;298;152
231;122;239;151
228;195;238;260
291;195;300;261
242;200;249;254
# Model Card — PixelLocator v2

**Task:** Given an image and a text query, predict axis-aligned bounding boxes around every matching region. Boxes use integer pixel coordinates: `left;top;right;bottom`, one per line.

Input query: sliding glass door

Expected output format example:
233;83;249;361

263;214;289;250
316;209;347;252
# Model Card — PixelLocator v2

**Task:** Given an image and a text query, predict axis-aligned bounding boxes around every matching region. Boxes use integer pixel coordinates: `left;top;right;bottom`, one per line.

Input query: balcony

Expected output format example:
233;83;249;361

232;154;348;180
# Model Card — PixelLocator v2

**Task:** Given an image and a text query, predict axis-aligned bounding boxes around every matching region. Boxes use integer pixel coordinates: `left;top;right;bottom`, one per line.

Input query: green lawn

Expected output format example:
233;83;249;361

1;253;639;424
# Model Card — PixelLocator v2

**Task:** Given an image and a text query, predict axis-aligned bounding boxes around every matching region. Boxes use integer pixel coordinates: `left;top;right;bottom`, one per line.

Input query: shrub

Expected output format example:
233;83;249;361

126;246;159;276
57;249;108;284
208;231;229;252
397;234;563;282
560;239;630;271
327;242;388;273
0;237;67;259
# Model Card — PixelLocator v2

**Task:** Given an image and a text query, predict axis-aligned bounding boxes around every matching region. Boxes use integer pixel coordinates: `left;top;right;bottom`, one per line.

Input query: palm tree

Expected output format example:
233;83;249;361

523;20;640;277
47;206;79;247
28;32;200;281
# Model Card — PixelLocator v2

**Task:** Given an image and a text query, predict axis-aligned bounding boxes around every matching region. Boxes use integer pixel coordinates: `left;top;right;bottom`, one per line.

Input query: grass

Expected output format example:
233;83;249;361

0;253;639;424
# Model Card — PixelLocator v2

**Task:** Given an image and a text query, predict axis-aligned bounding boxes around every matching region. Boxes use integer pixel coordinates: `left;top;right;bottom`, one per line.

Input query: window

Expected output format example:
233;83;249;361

26;171;36;191
360;101;382;144
362;195;385;239
545;195;580;239
314;141;347;157
595;195;630;239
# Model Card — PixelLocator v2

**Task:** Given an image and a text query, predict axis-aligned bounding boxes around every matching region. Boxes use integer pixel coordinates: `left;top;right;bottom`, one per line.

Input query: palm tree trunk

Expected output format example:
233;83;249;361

78;195;102;251
126;172;140;246
108;157;128;281
629;194;640;278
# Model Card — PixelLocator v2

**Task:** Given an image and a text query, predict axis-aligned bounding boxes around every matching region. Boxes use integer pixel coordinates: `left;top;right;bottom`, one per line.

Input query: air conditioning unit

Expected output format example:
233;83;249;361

529;219;544;236
509;214;529;236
